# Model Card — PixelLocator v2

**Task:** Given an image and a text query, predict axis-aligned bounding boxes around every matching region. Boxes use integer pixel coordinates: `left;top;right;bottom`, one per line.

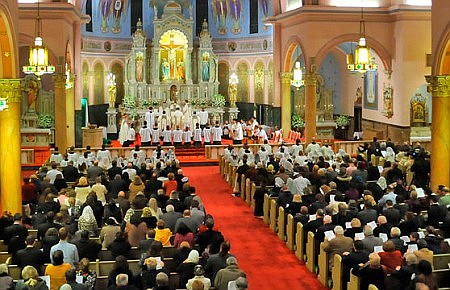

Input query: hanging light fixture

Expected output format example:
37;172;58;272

22;0;55;76
347;5;377;73
291;61;304;89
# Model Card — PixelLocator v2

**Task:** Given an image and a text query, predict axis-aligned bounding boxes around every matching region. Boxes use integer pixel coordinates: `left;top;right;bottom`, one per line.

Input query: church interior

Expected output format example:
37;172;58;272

1;0;450;289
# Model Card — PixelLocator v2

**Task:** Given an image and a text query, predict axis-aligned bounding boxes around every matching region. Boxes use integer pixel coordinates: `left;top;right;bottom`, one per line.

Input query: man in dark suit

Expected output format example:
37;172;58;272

427;195;448;228
357;200;378;226
37;211;62;241
293;206;310;226
16;235;45;275
197;218;224;255
73;230;102;261
108;160;123;181
138;229;155;259
304;208;325;235
342;240;370;285
62;160;79;183
373;215;392;237
315;215;336;242
4;213;28;262
161;204;182;233
108;175;128;199
383;200;401;226
114;191;131;218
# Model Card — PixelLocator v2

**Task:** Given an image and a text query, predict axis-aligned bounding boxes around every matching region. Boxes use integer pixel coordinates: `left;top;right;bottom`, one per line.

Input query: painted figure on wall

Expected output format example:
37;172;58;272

136;53;144;82
112;0;127;33
212;0;228;34
177;60;185;80
202;52;210;82
99;0;113;32
161;58;170;81
260;0;270;17
229;0;242;34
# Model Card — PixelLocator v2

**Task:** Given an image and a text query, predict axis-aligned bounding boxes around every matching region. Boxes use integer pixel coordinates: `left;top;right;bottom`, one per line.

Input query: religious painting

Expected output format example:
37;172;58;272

99;0;128;33
237;61;249;103
364;70;378;110
382;83;393;118
254;61;265;104
211;0;243;35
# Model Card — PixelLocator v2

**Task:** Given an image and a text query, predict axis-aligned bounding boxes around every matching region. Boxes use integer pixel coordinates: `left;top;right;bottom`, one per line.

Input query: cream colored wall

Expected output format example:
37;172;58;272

431;0;450;74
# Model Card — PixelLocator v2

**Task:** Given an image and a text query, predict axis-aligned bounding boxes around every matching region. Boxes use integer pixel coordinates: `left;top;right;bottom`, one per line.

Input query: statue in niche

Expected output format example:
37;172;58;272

161;58;170;81
136;53;144;82
202;52;210;82
229;0;242;34
212;0;228;34
24;77;39;113
177;59;185;80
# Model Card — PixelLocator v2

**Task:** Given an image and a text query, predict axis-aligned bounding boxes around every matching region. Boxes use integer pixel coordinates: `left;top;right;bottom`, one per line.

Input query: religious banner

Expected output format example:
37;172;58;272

364;70;378;110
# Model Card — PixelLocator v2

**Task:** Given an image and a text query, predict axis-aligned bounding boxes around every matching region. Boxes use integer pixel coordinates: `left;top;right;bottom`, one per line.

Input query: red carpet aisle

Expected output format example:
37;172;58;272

183;166;327;290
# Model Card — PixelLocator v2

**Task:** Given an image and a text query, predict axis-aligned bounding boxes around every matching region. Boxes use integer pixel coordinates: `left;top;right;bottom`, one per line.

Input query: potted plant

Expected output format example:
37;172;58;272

211;93;226;108
37;113;54;128
335;114;351;129
291;114;305;132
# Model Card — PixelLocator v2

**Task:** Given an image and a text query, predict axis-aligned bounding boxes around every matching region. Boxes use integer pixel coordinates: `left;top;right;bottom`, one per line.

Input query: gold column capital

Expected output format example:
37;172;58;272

280;72;293;84
54;74;67;89
0;79;21;103
304;73;318;86
426;75;450;98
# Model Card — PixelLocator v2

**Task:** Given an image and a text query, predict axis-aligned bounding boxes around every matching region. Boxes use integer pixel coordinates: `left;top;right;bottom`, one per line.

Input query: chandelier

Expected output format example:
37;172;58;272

22;0;55;77
346;6;377;73
291;61;304;89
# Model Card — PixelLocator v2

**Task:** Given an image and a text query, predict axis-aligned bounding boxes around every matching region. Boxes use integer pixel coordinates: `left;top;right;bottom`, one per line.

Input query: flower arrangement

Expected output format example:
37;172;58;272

37;113;54;128
123;95;136;109
151;99;159;106
211;93;226;107
335;114;351;128
291;114;305;131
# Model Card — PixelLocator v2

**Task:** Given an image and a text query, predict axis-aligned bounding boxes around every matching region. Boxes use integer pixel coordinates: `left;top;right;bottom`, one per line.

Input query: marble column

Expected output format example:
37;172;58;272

0;79;22;214
280;72;292;137
54;74;68;151
426;75;450;189
185;48;192;85
65;75;75;147
304;73;318;144
248;70;255;105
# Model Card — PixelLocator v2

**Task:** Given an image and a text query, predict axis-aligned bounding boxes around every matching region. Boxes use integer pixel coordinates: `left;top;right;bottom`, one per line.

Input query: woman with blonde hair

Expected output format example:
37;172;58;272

15;265;48;290
75;176;91;205
0;263;13;290
148;197;163;220
129;176;145;201
77;258;97;289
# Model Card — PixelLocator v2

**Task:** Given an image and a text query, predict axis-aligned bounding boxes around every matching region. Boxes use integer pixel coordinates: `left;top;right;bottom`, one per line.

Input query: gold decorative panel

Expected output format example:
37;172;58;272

254;61;264;104
218;62;230;101
237;61;249;103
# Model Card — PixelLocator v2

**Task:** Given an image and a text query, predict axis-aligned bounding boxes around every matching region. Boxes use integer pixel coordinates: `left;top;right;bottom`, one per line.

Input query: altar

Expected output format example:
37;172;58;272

123;1;219;110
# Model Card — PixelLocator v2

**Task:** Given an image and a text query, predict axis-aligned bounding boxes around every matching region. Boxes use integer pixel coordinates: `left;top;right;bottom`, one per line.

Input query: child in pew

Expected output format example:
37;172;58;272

77;258;97;290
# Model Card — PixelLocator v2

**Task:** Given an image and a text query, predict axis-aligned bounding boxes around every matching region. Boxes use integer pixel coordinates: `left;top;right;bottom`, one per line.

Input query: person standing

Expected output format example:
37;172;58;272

193;124;202;147
203;124;212;145
162;125;173;146
183;126;192;148
145;107;155;131
231;119;243;145
151;125;161;146
140;121;152;147
199;108;208;130
211;121;223;145
118;114;129;146
123;123;136;147
173;126;183;147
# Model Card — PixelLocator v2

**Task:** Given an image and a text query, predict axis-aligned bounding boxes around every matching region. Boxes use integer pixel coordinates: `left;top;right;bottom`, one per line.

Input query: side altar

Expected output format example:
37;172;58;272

115;2;222;124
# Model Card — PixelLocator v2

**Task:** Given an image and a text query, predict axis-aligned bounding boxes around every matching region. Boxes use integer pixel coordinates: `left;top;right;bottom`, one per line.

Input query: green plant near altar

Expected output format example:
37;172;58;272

123;95;136;108
335;114;351;127
291;114;305;131
150;99;159;106
37;113;54;128
212;93;226;107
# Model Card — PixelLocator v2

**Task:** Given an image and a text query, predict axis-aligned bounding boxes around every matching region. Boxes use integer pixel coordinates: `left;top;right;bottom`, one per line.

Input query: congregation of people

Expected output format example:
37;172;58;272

1;145;249;290
223;136;450;290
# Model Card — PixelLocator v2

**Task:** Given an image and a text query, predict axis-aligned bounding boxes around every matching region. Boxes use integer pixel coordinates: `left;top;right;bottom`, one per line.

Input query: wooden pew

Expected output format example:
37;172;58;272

239;174;246;197
306;232;316;273
347;272;360;290
434;268;450;288
232;172;239;193
245;181;252;206
219;156;224;176
95;276;108;290
229;165;237;187
249;182;256;209
7;265;22;280
286;214;295;251
368;284;379;290
331;254;343;290
269;199;278;232
98;259;141;276
244;178;251;202
295;222;305;261
0;241;7;252
0;252;11;264
433;253;450;270
277;206;286;241
263;194;270;225
169;272;180;290
317;242;329;287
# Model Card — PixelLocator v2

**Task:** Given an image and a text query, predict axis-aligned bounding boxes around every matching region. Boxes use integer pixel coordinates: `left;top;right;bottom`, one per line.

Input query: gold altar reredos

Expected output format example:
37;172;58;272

124;1;218;108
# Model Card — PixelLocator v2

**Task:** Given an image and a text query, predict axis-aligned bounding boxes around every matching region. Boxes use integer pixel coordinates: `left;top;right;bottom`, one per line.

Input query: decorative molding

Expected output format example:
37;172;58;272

426;75;450;98
0;79;21;103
